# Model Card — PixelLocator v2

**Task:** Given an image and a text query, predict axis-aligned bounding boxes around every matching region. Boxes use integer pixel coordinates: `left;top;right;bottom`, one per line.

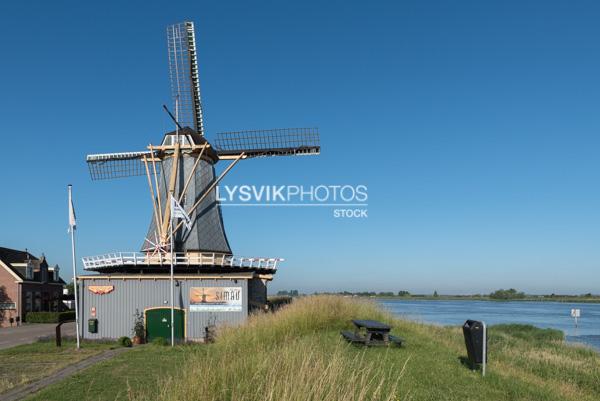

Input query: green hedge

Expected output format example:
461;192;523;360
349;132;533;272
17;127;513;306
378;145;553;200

25;311;76;323
267;295;293;311
118;336;133;347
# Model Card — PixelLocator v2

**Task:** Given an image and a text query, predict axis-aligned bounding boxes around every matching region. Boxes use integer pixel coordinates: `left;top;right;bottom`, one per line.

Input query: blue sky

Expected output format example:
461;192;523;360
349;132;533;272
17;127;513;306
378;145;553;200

1;0;599;294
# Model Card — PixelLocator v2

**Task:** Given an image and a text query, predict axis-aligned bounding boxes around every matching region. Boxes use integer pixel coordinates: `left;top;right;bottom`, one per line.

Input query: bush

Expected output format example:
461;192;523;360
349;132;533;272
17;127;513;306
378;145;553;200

152;337;169;346
132;309;145;339
267;296;292;311
25;311;76;323
489;288;526;300
118;336;133;347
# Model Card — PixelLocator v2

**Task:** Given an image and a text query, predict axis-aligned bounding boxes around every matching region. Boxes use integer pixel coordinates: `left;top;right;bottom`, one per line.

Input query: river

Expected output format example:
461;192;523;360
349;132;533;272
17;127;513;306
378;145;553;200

378;299;600;351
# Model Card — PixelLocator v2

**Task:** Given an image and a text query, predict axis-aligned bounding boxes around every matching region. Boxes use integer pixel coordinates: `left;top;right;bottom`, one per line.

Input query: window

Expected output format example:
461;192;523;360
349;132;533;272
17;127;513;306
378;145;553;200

42;292;49;311
25;292;33;312
52;292;60;311
26;261;34;280
34;292;41;312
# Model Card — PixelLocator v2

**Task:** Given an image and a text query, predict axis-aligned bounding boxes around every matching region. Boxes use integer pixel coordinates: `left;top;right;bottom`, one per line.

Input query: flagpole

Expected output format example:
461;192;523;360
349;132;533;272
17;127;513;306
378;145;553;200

170;195;175;347
171;95;178;348
68;185;81;349
167;194;191;346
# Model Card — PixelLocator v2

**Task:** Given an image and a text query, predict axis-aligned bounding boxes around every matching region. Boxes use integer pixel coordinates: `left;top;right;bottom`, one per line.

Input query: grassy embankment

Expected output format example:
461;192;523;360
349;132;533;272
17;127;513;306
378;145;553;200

28;295;600;401
0;339;114;394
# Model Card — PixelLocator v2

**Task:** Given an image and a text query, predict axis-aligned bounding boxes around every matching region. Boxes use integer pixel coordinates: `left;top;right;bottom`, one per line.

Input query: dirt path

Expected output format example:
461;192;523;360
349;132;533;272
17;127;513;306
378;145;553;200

0;347;131;401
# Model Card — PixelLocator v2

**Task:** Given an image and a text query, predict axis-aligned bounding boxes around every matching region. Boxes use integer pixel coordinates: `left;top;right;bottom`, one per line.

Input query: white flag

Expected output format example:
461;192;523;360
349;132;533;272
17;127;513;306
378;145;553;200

170;194;192;230
68;186;76;232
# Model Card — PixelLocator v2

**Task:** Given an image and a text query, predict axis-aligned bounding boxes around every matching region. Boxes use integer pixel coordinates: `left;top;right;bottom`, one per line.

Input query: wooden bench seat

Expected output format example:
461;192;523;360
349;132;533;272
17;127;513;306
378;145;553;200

341;330;366;344
389;334;404;347
341;330;404;347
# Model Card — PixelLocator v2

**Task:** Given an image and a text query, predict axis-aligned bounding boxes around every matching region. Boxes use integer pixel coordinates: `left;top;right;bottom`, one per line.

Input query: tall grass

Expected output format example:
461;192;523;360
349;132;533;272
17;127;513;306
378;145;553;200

490;324;564;343
218;295;391;348
138;296;403;401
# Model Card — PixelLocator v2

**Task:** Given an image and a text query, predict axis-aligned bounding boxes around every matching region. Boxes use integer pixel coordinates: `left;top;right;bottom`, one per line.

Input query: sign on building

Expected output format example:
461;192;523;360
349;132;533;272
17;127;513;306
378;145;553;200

189;287;242;312
0;302;16;310
88;285;114;295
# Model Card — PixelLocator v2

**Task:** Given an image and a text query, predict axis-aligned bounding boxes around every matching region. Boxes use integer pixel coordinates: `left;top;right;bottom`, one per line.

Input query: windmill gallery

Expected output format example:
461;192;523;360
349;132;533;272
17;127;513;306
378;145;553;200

78;21;320;342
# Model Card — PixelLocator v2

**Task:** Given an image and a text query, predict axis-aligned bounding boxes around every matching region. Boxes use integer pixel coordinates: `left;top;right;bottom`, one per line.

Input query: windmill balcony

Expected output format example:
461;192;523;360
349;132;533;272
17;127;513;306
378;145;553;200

81;252;283;271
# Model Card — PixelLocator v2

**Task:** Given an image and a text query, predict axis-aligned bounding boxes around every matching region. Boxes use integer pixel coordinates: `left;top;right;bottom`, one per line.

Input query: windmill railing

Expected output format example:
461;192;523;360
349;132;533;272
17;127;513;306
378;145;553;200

81;252;283;270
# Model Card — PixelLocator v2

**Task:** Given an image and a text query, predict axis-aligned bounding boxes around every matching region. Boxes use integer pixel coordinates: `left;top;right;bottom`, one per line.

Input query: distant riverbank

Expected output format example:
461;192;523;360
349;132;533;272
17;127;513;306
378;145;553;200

373;295;600;303
302;289;600;304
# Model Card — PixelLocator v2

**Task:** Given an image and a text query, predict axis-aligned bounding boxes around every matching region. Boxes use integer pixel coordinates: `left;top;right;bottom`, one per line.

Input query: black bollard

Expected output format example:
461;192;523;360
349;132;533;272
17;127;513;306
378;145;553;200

56;322;64;347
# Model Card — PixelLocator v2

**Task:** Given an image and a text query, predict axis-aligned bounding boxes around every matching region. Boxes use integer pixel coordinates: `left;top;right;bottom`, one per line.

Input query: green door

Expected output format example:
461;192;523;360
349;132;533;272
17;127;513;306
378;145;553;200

145;308;184;342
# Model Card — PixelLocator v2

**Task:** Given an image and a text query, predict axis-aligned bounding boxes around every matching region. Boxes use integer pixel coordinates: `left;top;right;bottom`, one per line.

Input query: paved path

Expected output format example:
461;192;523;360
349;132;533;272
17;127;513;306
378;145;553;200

0;347;131;401
0;323;75;350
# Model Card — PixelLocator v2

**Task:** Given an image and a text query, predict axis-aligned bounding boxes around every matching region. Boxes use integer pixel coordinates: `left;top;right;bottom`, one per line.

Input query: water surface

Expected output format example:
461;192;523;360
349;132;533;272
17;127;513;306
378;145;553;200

378;299;600;350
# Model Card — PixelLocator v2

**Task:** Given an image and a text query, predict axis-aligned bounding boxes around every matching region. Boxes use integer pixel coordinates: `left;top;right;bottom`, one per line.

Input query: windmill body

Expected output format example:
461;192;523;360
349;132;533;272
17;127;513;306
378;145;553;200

84;21;319;272
143;129;232;256
78;21;319;341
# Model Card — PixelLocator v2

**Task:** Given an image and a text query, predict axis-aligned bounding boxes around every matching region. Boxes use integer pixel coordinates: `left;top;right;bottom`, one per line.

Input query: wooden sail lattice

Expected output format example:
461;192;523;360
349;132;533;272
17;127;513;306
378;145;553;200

167;21;203;135
214;128;320;158
87;151;159;181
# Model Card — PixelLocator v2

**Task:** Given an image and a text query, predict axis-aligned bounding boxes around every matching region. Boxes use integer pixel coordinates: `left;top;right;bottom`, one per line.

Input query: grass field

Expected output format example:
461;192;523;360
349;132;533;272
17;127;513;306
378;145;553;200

0;339;114;394
25;344;184;401
26;296;600;401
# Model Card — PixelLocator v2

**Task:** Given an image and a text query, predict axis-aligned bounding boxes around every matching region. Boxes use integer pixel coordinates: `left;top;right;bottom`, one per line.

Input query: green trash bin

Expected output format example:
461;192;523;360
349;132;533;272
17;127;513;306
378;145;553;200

88;318;98;334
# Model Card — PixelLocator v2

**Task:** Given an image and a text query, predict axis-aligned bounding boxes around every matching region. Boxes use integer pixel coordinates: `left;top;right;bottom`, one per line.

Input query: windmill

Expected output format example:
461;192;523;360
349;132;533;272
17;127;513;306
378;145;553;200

82;21;320;273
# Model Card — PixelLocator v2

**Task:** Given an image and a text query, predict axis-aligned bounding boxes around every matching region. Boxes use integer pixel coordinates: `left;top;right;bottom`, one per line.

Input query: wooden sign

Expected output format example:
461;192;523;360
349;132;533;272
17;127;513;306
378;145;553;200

88;285;114;295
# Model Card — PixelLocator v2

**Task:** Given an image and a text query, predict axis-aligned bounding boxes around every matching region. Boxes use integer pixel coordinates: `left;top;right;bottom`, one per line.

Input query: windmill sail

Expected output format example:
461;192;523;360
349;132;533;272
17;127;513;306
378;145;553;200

167;21;204;135
214;128;320;159
87;151;158;180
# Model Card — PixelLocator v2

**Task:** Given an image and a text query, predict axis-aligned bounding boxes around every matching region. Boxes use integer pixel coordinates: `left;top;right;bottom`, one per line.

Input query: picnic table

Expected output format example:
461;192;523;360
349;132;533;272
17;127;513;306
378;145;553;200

341;319;403;347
